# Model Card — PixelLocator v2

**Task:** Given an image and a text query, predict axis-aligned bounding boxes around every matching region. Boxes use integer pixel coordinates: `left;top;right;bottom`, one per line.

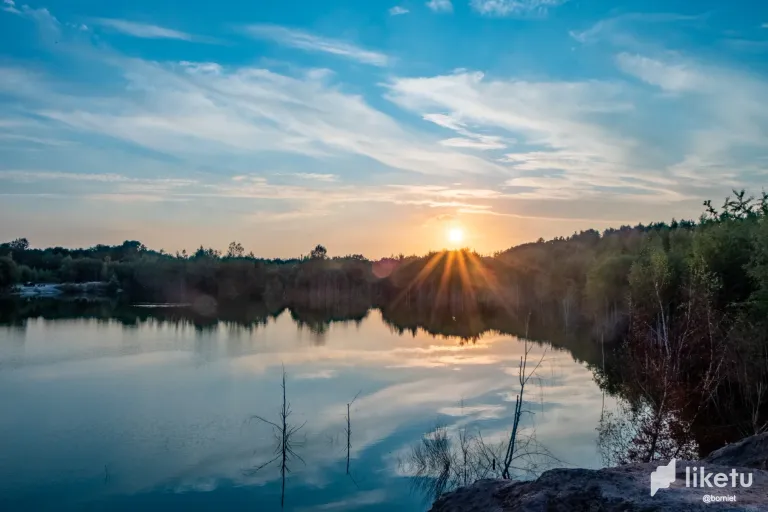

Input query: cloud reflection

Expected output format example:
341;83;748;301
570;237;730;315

0;309;611;510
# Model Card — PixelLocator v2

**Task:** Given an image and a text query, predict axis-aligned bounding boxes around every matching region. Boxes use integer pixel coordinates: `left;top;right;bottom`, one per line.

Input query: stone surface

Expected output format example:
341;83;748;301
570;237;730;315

430;434;768;512
705;433;768;471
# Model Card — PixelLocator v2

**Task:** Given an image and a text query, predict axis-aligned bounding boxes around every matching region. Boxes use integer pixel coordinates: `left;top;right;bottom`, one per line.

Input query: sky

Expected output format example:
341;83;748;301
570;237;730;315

1;0;767;258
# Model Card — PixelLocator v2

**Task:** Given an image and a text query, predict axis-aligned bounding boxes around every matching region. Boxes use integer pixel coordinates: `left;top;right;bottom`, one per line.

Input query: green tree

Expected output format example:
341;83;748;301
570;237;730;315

310;244;328;260
747;217;768;316
227;241;245;258
9;238;29;252
584;254;635;316
19;265;36;283
0;256;20;290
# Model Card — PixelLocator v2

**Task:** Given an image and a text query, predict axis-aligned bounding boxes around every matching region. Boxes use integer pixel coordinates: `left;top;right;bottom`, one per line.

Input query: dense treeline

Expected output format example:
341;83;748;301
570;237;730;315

2;190;768;455
0;297;603;381
0;239;373;309
1;191;767;332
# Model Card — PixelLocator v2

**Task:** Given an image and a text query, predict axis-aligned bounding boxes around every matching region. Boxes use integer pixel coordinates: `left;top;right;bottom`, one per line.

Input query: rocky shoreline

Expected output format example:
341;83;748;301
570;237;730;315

429;433;768;511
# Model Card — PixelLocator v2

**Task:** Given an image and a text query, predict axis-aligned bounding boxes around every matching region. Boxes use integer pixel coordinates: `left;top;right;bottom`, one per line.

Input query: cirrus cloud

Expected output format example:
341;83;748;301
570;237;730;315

470;0;568;17
91;18;200;41
244;24;390;66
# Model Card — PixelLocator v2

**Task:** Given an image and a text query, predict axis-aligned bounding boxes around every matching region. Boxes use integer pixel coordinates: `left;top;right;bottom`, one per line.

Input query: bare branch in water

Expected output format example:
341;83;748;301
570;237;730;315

243;366;306;509
345;390;363;475
401;321;561;504
502;312;549;479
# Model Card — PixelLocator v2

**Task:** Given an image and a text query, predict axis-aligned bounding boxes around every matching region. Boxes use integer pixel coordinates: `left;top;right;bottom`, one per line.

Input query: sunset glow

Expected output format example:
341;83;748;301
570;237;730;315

1;0;765;258
448;228;464;245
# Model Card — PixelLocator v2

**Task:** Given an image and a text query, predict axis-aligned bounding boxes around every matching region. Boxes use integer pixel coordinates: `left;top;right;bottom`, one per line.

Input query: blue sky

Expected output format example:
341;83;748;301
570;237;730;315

1;0;767;257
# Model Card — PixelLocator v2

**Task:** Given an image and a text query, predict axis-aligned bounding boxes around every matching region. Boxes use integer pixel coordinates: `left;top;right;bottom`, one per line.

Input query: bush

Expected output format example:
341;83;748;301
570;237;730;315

0;257;20;290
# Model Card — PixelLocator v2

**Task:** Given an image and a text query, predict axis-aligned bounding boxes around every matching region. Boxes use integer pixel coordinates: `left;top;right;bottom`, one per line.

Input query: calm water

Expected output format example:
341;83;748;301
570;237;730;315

0;307;612;511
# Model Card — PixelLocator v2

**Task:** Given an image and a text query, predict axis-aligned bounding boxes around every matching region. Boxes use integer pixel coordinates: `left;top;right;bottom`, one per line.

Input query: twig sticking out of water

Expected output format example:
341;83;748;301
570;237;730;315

344;391;361;475
245;367;306;508
401;312;564;504
502;313;547;479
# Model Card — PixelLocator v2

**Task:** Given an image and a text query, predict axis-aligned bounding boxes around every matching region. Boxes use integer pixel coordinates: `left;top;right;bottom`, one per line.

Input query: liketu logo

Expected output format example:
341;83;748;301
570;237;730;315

650;459;753;497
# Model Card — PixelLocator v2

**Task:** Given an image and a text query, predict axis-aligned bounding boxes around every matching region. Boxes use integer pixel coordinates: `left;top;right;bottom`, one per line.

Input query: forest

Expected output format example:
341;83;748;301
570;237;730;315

2;190;768;458
2;191;767;329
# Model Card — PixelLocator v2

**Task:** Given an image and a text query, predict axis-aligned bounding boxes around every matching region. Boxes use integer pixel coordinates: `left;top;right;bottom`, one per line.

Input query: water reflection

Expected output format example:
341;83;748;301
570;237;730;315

245;369;307;509
399;332;563;505
0;300;612;511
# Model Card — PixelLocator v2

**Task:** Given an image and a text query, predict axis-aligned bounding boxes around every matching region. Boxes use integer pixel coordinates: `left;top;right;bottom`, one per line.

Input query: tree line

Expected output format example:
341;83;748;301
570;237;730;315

1;190;768;454
1;191;767;332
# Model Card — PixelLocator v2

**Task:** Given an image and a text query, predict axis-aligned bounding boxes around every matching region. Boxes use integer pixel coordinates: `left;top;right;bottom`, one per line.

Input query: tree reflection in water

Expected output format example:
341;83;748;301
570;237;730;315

400;330;561;504
597;398;697;467
400;419;561;504
2;295;757;506
244;368;306;509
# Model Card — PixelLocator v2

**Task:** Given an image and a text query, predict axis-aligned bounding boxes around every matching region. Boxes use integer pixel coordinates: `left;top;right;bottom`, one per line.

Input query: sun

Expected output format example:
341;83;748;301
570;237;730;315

447;227;464;245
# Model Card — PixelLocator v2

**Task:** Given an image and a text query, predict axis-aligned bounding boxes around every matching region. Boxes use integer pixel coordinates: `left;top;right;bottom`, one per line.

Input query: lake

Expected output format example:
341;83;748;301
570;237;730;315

0;303;613;511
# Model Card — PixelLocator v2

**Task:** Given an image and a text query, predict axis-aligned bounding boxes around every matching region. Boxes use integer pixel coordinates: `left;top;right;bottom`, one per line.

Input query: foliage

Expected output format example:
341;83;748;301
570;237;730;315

0;256;20;290
2;191;768;450
310;244;327;260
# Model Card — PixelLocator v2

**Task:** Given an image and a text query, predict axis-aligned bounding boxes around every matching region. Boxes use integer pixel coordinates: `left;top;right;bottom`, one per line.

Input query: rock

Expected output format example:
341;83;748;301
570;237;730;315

705;433;768;470
429;434;768;512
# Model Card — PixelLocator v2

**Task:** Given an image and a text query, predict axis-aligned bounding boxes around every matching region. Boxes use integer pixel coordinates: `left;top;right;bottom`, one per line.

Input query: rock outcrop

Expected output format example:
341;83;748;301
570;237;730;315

430;433;768;512
705;433;768;471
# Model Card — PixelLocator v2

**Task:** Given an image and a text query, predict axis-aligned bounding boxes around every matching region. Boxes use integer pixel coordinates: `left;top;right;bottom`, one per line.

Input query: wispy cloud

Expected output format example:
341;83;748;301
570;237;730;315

470;0;568;17
2;0;19;14
614;51;768;187
208;177;506;214
0;170;197;186
248;209;330;223
439;137;506;150
389;6;409;16
4;55;501;177
286;173;339;182
422;113;464;131
0;169;199;204
85;193;191;203
2;1;61;39
298;490;387;511
423;113;511;150
244;24;389;66
295;369;337;380
615;53;698;92
0;170;132;182
389;71;636;160
561;12;768;197
426;0;453;13
569;13;705;45
0;169;518;217
91;18;197;41
0;132;74;147
179;61;222;74
386;70;694;201
5;0;766;234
